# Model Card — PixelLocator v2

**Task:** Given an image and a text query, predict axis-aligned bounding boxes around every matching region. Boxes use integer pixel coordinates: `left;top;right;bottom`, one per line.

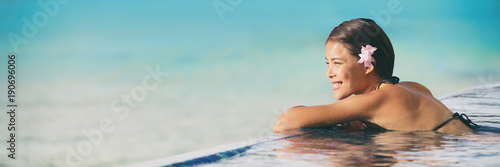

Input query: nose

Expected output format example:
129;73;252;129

326;66;335;78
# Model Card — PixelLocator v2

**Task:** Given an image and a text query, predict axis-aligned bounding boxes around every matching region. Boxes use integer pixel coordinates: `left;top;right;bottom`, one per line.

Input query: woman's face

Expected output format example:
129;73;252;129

325;41;369;100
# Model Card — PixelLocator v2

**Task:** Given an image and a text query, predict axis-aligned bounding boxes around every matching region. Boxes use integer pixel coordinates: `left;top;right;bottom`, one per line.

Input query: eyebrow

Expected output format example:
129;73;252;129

325;57;344;61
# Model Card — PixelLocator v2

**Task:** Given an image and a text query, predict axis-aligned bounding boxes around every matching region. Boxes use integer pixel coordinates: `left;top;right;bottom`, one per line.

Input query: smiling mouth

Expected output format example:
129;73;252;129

332;81;343;90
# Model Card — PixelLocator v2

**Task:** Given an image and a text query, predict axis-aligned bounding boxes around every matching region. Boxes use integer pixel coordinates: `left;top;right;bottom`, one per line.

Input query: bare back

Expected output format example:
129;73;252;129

369;82;472;134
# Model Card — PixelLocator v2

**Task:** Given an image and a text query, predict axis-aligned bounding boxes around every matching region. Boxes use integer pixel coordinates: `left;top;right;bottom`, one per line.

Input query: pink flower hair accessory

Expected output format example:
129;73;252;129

358;45;377;68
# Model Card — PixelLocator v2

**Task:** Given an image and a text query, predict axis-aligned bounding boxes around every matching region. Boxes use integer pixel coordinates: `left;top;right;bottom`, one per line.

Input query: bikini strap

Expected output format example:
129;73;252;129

433;113;460;131
378;76;400;89
433;113;480;131
457;113;480;129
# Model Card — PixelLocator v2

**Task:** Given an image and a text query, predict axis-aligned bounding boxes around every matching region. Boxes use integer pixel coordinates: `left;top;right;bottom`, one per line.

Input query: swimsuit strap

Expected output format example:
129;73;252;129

433;112;479;131
378;76;400;89
456;113;479;129
433;113;459;131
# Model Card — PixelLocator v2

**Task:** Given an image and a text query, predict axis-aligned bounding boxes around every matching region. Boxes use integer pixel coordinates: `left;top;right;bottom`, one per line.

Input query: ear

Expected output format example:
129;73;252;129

365;63;375;75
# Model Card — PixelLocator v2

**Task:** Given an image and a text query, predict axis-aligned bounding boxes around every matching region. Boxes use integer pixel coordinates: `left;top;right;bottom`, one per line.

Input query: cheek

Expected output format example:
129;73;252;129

338;65;353;80
346;64;363;78
341;65;361;89
333;64;346;76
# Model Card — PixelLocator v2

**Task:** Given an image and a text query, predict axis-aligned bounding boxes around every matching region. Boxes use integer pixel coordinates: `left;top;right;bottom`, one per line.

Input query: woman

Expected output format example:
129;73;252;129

273;18;477;134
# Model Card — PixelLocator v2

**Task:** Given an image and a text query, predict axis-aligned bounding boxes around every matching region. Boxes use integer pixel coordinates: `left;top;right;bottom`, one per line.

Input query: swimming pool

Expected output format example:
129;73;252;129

133;83;500;166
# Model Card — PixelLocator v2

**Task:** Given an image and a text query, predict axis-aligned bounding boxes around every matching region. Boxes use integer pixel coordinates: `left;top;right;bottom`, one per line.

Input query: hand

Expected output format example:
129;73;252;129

338;120;367;131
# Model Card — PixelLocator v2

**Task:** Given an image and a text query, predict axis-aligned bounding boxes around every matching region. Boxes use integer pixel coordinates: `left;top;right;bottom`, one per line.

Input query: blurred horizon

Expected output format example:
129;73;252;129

1;0;499;166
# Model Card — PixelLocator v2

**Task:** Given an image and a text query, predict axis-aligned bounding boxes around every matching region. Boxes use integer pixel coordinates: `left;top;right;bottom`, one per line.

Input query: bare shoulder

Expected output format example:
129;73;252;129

370;81;444;130
397;81;433;95
374;81;436;113
374;81;433;102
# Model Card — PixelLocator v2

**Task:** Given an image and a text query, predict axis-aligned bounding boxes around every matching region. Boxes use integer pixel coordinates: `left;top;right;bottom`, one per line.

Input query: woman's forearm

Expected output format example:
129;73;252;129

273;106;303;133
273;103;366;133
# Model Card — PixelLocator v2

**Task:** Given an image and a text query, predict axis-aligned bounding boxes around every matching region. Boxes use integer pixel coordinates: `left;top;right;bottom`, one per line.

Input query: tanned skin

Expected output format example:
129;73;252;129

273;42;472;134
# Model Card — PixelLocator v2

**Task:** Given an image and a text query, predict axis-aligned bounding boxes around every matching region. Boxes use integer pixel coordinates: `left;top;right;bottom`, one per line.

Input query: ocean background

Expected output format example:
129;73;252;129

0;0;499;166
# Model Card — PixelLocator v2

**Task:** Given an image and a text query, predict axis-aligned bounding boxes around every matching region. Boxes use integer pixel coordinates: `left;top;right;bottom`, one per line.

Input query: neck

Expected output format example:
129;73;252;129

358;75;383;95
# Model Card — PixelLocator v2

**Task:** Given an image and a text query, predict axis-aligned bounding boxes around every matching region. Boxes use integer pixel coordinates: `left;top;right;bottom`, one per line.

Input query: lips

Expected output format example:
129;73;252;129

332;81;343;90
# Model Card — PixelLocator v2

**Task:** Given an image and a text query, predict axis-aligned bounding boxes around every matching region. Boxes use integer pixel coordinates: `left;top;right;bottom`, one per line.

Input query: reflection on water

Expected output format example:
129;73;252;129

282;130;457;166
210;128;500;166
211;130;449;166
205;83;500;166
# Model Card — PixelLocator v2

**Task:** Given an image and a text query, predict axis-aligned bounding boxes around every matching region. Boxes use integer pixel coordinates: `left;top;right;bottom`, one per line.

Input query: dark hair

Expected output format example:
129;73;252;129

326;18;395;80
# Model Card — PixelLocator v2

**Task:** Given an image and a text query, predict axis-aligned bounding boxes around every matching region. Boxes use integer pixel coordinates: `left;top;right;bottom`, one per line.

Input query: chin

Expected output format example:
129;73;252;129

334;92;348;100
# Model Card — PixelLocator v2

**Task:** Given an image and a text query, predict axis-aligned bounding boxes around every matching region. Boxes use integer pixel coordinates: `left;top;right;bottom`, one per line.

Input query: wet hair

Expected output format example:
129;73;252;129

326;18;395;80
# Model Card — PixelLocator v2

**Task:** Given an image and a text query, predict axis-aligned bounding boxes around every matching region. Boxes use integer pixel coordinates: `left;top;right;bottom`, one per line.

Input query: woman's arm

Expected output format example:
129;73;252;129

273;93;383;133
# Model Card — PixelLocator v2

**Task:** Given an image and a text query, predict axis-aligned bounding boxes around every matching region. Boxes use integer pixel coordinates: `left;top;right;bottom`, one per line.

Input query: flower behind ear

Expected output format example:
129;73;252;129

358;45;377;68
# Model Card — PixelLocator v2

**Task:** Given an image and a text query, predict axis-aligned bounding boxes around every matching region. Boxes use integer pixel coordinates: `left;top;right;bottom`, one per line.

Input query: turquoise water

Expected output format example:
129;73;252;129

0;1;499;166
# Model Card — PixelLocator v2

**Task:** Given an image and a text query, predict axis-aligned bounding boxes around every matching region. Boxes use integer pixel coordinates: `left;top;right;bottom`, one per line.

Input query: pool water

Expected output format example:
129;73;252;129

161;83;500;167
